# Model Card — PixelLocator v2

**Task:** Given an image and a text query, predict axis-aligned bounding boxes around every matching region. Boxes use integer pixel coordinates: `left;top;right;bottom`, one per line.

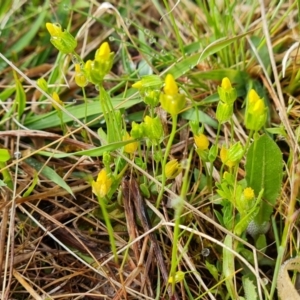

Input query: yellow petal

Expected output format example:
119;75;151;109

221;77;232;91
164;74;178;96
194;133;209;151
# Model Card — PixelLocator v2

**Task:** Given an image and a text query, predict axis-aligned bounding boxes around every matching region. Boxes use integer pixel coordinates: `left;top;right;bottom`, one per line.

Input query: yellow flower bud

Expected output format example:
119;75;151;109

245;89;267;131
164;74;178;96
248;89;260;104
253;99;264;114
74;64;88;87
52;92;64;111
37;78;48;93
220;145;236;168
217;77;237;105
95;42;111;60
132;80;143;89
46;22;77;54
92;169;112;198
46;23;63;37
165;159;182;179
221;77;232;91
168;271;185;284
194;133;209;151
123;132;138;154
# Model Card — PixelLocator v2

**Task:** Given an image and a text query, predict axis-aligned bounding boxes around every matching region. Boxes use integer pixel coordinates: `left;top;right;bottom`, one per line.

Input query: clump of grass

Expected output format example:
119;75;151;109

0;1;299;299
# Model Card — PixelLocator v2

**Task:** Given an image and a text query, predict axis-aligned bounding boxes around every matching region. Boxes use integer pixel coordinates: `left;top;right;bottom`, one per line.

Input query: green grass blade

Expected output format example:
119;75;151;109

25;157;74;197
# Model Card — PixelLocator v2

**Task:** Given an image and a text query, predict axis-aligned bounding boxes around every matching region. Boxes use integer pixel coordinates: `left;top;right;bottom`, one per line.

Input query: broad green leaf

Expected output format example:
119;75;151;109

0;149;11;162
25;157;74;197
245;134;283;224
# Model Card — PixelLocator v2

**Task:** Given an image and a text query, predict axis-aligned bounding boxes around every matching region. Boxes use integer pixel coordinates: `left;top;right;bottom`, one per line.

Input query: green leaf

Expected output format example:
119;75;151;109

22;171;39;197
25;157;74;197
38;139;137;158
181;108;218;128
13;72;26;119
245;134;283;224
205;260;219;281
242;276;258;300
24;95;140;130
223;234;237;299
0;149;11;162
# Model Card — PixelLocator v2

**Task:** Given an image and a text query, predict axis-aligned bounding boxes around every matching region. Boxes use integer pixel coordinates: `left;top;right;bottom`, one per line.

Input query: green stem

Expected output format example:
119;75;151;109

82;87;87;124
208;122;221;191
170;149;193;292
156;114;178;207
98;196;118;264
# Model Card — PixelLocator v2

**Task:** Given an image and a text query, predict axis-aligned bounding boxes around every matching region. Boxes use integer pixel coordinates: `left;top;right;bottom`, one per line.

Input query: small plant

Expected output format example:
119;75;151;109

1;2;296;299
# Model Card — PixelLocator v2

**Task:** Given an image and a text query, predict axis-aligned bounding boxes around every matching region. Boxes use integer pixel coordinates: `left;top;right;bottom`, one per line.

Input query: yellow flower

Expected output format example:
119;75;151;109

168;271;185;284
221;77;232;91
46;22;77;54
74;64;88;87
165;159;182;179
194;133;209;151
123;132;138;154
92;169;112;198
160;74;186;116
132;80;143;89
164;74;178;96
243;187;255;201
248;89;260;104
84;42;114;84
46;23;63;37
52;92;64;111
95;42;111;61
220;145;236;168
245;89;267;131
217;77;237;106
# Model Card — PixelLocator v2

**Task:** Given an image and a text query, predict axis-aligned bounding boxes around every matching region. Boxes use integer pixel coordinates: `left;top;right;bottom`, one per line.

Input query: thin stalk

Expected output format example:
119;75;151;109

97;195;118;264
170;149;193;293
156;114;178;207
